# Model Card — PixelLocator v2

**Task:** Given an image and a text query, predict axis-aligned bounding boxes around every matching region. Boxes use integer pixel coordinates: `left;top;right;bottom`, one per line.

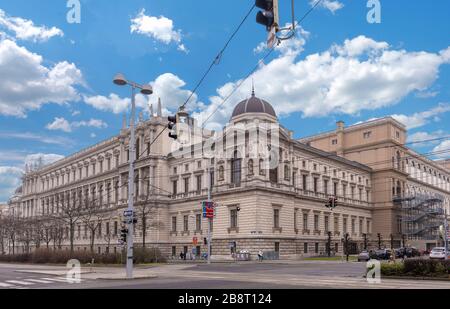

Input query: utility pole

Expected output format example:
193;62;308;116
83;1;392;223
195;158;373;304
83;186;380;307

113;73;153;279
327;231;332;257
445;209;449;260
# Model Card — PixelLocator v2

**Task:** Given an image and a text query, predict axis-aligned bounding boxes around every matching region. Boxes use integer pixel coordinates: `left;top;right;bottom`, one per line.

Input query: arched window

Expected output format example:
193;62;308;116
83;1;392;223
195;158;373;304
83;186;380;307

231;150;242;186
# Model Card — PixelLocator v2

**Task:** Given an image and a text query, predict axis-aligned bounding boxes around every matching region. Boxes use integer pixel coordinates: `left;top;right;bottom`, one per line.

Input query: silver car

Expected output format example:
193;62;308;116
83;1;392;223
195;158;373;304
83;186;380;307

358;251;370;262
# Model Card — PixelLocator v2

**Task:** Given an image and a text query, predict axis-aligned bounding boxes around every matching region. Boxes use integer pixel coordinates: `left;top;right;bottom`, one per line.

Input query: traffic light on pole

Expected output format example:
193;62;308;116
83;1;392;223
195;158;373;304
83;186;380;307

120;227;128;243
256;0;279;32
168;115;178;140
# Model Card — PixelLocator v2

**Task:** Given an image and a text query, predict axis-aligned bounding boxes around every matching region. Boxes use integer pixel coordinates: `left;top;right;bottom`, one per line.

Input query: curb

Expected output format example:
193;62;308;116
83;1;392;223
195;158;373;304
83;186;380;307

97;275;158;281
383;275;450;282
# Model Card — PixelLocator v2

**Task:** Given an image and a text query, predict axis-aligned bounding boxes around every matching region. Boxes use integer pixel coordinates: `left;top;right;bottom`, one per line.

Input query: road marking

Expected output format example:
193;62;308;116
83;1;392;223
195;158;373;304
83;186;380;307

6;280;34;286
41;277;71;282
0;282;15;288
25;279;54;284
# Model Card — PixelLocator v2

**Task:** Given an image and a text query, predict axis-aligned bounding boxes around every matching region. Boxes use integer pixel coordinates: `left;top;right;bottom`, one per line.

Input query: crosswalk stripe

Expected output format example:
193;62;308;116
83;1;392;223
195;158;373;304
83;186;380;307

0;282;15;288
25;279;54;284
41;277;71;282
6;280;34;286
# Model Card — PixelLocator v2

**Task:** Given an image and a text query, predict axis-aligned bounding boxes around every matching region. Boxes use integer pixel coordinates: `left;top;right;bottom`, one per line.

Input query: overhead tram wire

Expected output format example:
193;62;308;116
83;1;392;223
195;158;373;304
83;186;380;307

133;4;258;159
201;0;325;129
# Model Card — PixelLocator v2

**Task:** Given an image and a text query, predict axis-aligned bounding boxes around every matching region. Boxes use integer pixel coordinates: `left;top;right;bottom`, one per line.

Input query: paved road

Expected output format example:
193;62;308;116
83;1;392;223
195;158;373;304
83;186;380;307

1;261;449;289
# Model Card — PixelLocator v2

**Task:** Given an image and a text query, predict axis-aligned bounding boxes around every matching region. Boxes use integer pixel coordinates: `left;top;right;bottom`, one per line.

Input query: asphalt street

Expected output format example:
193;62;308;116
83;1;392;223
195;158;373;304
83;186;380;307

0;261;449;289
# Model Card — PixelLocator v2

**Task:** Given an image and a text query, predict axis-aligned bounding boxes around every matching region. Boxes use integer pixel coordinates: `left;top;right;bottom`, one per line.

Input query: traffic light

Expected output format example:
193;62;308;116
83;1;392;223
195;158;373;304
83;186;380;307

256;0;279;32
168;115;178;140
120;227;128;243
204;238;208;245
326;197;338;209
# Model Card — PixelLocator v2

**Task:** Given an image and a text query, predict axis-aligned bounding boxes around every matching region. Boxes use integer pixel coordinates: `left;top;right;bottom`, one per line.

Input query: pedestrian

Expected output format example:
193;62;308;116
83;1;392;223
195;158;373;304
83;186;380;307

180;251;184;260
258;250;263;262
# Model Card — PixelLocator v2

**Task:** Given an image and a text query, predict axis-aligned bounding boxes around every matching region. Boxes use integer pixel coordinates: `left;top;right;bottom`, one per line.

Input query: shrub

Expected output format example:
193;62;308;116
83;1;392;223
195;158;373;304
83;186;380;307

0;248;164;265
381;262;405;276
403;259;450;277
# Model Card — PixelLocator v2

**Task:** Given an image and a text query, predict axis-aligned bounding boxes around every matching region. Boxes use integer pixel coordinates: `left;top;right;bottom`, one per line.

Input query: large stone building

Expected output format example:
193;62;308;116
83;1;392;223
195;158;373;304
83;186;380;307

300;118;450;250
7;94;450;258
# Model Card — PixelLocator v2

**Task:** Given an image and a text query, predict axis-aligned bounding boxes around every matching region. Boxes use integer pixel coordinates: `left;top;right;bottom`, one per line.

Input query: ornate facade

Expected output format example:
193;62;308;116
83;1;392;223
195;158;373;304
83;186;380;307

14;95;439;259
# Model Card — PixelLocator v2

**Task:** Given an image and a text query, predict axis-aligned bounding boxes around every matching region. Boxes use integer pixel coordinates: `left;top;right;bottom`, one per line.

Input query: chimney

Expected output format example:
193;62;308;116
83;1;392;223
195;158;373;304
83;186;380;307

336;121;345;131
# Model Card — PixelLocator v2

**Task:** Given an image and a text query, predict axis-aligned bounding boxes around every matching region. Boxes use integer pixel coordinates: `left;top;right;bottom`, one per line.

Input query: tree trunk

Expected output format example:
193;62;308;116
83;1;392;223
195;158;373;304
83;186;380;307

70;222;75;253
142;214;146;249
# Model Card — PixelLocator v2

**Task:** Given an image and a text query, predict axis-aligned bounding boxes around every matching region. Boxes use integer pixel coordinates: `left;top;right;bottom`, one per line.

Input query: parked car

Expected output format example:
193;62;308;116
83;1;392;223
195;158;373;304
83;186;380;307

372;249;391;260
429;247;448;260
357;251;370;262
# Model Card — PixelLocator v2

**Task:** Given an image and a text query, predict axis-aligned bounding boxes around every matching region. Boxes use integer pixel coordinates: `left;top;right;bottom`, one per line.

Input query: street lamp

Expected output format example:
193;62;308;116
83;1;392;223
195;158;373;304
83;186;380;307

113;73;153;279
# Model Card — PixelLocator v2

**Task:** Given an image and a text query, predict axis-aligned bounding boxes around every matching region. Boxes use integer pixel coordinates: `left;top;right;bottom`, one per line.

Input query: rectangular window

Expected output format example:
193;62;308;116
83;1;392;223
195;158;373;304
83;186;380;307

172;246;176;257
230;209;238;228
183;215;189;232
114;221;118;236
275;242;280;253
334;217;339;232
184;178;189;194
324;216;329;232
196;175;202;194
302;175;307;191
274;209;280;228
323;180;329;195
106;222;110;235
196;214;202;231
359;219;363;234
333;182;338;196
314;214;319;231
315;243;319;254
313;178;318;193
304;243;308;254
303;213;308;230
363;131;372;139
332;139;338;145
351;219;355;234
343;218;348;233
172;216;177;232
172;180;178;195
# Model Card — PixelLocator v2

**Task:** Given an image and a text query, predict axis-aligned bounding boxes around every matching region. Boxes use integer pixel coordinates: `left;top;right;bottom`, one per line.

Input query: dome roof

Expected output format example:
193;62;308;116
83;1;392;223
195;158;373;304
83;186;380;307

231;93;277;119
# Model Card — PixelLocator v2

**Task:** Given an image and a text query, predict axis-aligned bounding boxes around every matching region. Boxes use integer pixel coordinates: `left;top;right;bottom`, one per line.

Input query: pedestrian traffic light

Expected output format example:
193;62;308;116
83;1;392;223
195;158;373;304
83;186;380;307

255;0;279;32
120;227;128;243
168;115;178;140
204;238;208;245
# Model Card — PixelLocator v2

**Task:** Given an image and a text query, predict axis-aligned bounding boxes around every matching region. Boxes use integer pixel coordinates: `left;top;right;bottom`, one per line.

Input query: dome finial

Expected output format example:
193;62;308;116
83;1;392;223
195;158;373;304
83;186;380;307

251;78;255;97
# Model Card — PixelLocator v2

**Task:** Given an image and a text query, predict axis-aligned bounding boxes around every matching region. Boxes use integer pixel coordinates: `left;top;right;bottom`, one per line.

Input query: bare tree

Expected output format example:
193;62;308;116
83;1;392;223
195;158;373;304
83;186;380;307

41;218;56;249
81;198;110;253
4;213;20;254
0;217;6;255
54;192;84;253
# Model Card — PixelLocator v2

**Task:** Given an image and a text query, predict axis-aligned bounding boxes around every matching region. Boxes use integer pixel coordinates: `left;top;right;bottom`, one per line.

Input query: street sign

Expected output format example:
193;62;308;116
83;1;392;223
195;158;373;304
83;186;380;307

193;237;198;245
123;210;134;217
202;201;215;219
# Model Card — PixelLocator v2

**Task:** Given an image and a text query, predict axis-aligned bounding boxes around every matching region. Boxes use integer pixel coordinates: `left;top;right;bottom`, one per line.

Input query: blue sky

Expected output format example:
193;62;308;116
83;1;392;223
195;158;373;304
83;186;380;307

0;0;449;202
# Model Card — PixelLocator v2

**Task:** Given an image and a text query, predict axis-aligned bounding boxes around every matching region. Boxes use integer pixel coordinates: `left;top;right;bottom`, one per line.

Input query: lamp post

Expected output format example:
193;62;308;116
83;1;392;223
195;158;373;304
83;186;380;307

113;73;153;279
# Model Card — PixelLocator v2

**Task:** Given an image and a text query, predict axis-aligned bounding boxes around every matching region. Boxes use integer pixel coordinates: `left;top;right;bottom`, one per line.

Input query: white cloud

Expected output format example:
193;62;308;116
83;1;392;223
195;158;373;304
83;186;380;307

85;73;201;115
310;0;344;14
46;117;108;132
0;39;83;117
46;117;72;132
0;131;73;146
130;9;186;52
415;91;439;99
0;166;23;203
407;130;447;147
83;92;150;114
0;153;64;202
24;153;64;168
392;103;450;129
0;9;63;42
193;35;450;127
432;140;450;160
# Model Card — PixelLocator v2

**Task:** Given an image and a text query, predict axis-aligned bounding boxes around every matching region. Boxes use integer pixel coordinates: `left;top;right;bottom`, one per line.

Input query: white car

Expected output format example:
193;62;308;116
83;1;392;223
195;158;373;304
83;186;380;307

429;247;448;260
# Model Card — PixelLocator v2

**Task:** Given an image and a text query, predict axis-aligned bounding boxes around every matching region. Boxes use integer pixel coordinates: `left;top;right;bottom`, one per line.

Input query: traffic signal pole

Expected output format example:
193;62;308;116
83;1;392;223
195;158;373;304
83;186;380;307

445;209;449;260
126;86;136;279
207;166;212;265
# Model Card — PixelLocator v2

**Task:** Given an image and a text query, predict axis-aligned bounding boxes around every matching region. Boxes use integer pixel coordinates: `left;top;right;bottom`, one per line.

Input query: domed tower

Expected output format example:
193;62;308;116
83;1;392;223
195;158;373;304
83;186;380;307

230;88;277;124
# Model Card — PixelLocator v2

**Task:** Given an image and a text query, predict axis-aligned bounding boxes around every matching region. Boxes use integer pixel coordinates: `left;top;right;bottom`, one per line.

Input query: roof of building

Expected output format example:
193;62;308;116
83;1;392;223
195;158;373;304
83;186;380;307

231;91;277;119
